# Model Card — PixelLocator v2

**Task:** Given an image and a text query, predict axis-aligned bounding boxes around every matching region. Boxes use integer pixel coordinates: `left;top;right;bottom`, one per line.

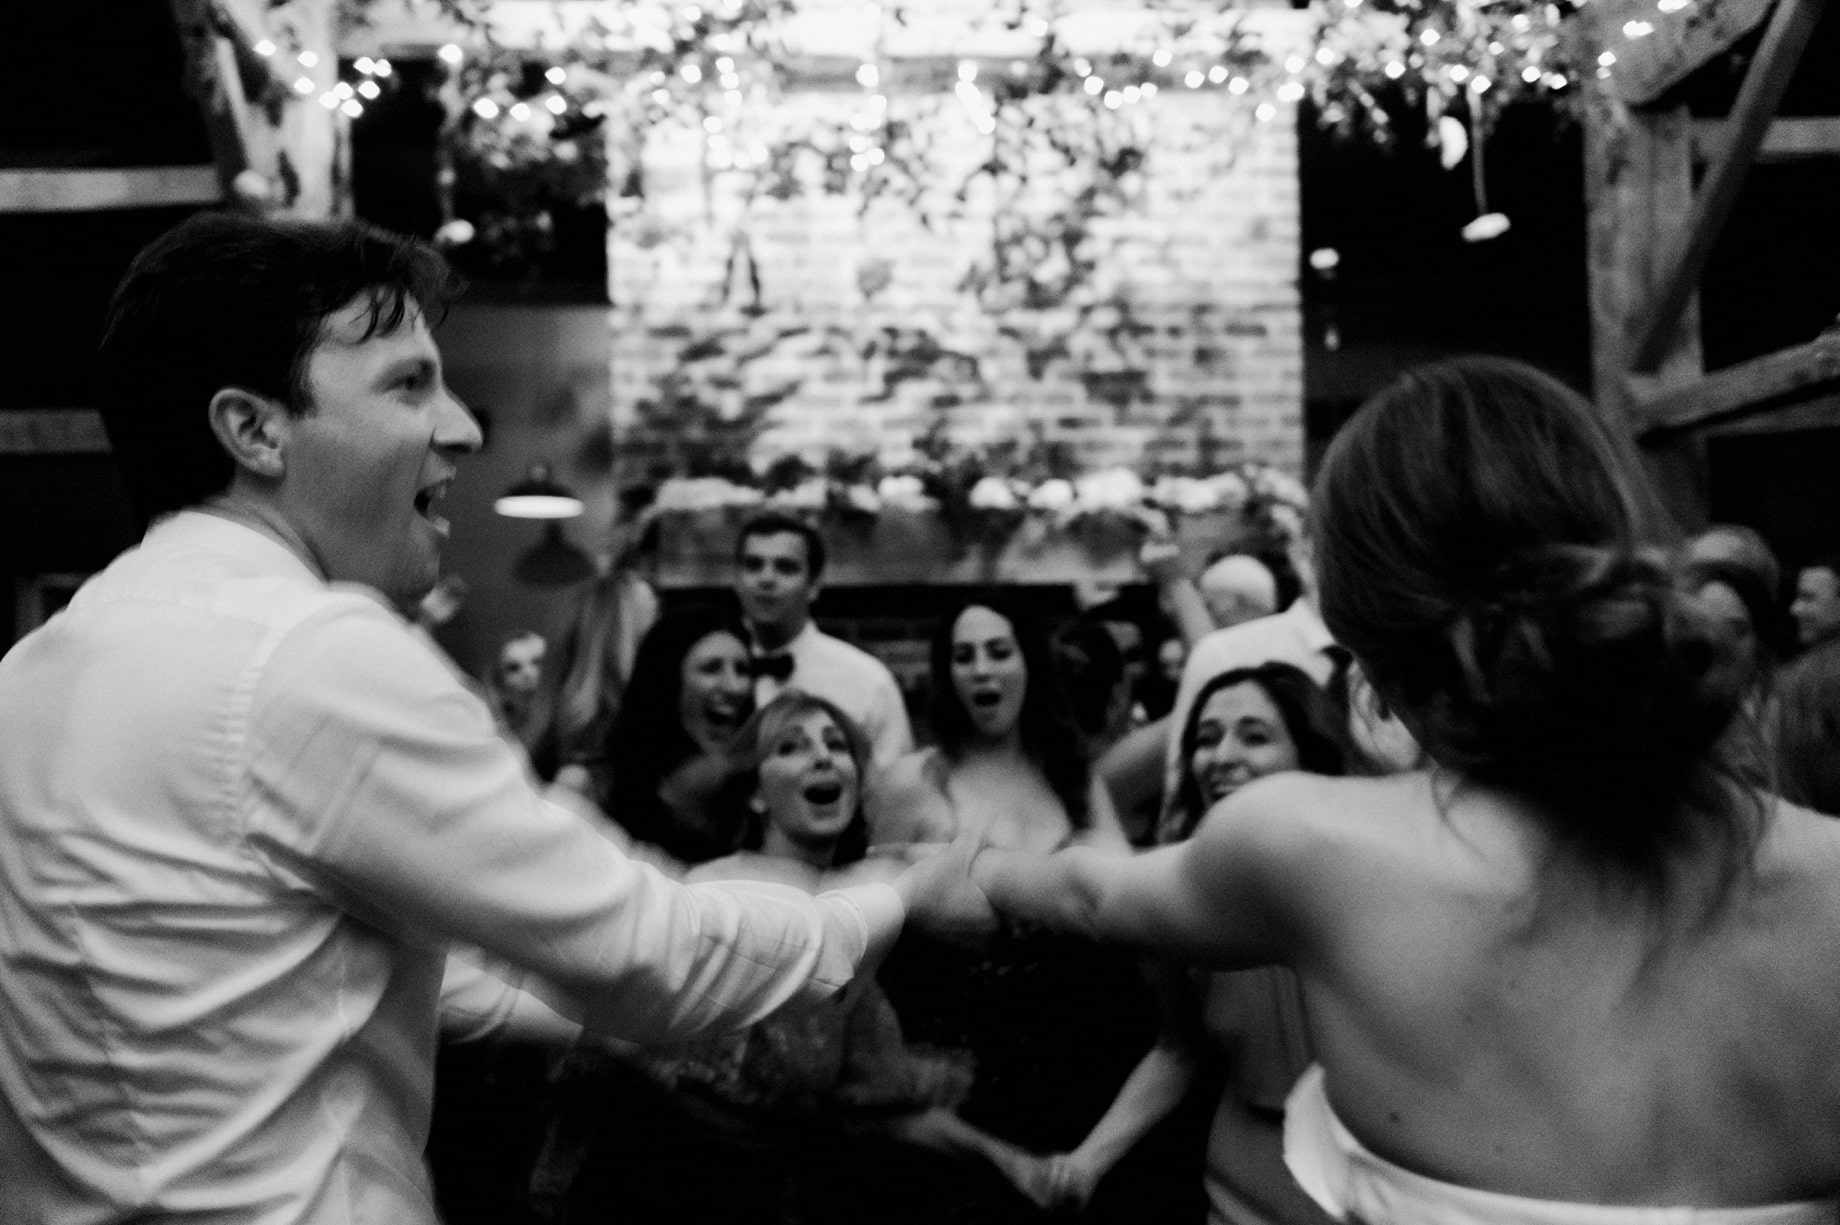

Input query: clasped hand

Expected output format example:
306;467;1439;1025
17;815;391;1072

857;835;999;943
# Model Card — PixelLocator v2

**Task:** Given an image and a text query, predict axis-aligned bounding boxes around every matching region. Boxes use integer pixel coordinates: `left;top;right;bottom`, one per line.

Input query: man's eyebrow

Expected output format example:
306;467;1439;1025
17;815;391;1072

375;355;438;384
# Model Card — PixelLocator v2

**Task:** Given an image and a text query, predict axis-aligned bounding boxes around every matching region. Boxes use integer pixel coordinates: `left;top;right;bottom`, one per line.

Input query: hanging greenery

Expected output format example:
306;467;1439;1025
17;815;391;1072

331;0;1605;278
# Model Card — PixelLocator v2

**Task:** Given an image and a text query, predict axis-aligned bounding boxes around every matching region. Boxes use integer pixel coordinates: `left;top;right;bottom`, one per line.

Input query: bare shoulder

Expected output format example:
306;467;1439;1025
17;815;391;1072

1181;771;1440;957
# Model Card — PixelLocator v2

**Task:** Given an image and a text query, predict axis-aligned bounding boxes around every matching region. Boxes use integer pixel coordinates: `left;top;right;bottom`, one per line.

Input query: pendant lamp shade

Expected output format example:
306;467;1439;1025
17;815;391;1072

494;462;585;520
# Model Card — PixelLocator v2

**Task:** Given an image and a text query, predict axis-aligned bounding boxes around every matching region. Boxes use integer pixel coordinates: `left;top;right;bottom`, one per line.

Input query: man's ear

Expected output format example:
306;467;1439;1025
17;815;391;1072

206;387;289;480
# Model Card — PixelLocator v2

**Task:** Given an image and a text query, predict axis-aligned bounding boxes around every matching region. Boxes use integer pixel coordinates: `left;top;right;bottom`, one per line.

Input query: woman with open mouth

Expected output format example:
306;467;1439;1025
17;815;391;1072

535;691;1041;1225
597;604;758;869
864;596;1181;1225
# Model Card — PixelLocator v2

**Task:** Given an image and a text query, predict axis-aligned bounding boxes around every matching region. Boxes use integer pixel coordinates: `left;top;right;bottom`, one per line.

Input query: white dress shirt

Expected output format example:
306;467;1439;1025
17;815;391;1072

0;511;903;1225
753;620;914;766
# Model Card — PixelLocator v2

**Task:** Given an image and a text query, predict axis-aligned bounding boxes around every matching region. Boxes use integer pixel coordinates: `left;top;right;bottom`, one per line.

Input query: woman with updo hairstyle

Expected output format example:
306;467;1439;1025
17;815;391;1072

976;357;1840;1223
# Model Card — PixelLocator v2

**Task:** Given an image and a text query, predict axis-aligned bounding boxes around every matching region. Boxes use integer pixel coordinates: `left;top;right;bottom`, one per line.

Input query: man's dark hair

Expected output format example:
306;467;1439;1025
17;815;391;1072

733;511;827;583
95;211;461;527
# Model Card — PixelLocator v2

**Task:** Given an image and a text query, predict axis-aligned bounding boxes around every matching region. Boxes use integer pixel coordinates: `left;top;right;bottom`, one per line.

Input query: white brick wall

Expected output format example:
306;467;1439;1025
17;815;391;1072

608;84;1304;488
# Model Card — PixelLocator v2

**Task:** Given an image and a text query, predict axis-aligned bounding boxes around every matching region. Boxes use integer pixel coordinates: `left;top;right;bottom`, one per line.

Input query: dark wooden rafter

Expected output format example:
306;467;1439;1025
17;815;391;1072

166;0;261;203
1628;0;1829;373
1692;116;1840;163
1634;316;1840;435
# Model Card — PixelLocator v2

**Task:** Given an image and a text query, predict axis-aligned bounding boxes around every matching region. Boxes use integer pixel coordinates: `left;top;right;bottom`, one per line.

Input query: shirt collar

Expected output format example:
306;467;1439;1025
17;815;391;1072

1283;597;1335;653
755;619;817;658
147;509;325;587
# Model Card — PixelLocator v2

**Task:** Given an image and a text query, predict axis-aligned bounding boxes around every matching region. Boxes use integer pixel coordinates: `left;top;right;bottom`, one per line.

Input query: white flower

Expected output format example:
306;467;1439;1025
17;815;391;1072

845;484;882;515
1204;471;1250;511
1254;467;1310;508
1151;475;1219;514
1027;478;1076;513
876;473;934;510
654;477;762;512
1074;467;1145;513
1268;503;1306;541
770;478;830;510
967;475;1019;510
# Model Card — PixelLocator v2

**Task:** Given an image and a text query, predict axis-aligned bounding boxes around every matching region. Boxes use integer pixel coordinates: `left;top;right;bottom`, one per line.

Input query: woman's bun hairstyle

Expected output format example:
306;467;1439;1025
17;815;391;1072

1313;358;1756;889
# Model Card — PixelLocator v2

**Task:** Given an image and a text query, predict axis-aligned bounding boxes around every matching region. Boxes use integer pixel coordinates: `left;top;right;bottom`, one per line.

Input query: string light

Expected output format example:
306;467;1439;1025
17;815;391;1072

437;44;463;66
472;98;500;119
357;79;381;100
1207;65;1228;84
510;101;531;121
1623;19;1655;36
545;94;567;115
546;66;568;84
340;99;363;119
372;59;392;78
855;62;879;88
253;39;275;57
1228;77;1250;94
296;50;318;68
292;76;315;95
1185;70;1205;87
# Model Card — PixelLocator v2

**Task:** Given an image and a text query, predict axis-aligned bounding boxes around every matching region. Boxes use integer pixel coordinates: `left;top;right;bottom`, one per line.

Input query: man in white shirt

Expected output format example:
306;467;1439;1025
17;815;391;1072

734;511;915;765
0;213;982;1225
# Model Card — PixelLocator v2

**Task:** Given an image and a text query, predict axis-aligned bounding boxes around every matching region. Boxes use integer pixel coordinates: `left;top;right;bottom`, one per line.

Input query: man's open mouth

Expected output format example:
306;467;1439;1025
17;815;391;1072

414;480;451;529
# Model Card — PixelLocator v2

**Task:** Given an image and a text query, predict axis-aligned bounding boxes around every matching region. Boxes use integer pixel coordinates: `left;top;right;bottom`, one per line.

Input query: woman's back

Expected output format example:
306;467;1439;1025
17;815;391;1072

1262;770;1840;1206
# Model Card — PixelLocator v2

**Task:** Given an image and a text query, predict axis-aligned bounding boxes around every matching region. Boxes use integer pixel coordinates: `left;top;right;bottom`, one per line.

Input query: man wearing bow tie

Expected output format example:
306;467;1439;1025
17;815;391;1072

733;511;914;766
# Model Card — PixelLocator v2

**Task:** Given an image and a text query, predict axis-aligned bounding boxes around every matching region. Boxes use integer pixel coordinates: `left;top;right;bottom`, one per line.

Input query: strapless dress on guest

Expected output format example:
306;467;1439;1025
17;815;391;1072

1284;1066;1838;1225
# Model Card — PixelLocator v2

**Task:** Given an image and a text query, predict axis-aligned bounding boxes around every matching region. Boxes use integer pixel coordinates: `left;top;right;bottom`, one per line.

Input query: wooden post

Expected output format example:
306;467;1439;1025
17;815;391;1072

1583;70;1709;528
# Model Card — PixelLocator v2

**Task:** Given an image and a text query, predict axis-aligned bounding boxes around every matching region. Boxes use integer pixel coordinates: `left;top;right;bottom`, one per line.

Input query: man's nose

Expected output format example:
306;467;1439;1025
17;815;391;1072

435;388;484;454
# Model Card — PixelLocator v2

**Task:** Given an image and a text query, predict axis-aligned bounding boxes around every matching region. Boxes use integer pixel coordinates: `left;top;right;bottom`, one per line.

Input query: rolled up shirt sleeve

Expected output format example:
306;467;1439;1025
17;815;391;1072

243;599;903;1042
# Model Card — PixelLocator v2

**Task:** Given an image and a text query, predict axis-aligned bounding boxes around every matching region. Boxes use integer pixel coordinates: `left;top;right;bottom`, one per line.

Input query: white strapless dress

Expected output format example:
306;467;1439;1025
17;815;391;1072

1284;1066;1838;1225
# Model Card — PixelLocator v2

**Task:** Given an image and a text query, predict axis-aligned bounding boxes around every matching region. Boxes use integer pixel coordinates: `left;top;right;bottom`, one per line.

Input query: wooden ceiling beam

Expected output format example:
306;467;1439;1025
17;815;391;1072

1633;318;1840;436
1692;116;1840;164
0;167;222;214
1628;0;1828;373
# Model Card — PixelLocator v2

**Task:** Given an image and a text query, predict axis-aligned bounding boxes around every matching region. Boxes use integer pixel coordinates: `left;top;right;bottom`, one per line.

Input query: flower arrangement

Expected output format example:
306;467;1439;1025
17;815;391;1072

643;447;1310;568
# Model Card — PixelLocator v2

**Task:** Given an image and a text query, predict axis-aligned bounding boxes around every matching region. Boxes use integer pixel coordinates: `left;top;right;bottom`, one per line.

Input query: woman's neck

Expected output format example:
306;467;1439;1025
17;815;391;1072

760;825;838;870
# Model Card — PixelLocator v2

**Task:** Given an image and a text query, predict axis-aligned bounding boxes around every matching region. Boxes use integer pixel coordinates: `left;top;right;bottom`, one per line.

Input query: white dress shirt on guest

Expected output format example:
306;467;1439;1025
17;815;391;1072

0;511;903;1225
753;620;914;766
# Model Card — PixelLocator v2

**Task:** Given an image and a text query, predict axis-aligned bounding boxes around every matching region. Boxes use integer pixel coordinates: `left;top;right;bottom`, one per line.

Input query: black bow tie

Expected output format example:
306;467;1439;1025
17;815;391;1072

752;652;795;681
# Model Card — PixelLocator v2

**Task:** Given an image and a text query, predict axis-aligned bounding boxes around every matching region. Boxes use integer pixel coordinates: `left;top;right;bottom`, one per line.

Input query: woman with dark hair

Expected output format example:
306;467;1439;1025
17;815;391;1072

597;603;755;866
1025;662;1349;1224
976;358;1840;1222
537;692;1039;1224
867;597;1168;1224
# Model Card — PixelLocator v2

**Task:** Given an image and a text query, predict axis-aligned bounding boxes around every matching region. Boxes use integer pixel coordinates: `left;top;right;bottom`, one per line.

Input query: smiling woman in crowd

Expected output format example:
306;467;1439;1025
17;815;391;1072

589;603;757;866
538;691;1037;1225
